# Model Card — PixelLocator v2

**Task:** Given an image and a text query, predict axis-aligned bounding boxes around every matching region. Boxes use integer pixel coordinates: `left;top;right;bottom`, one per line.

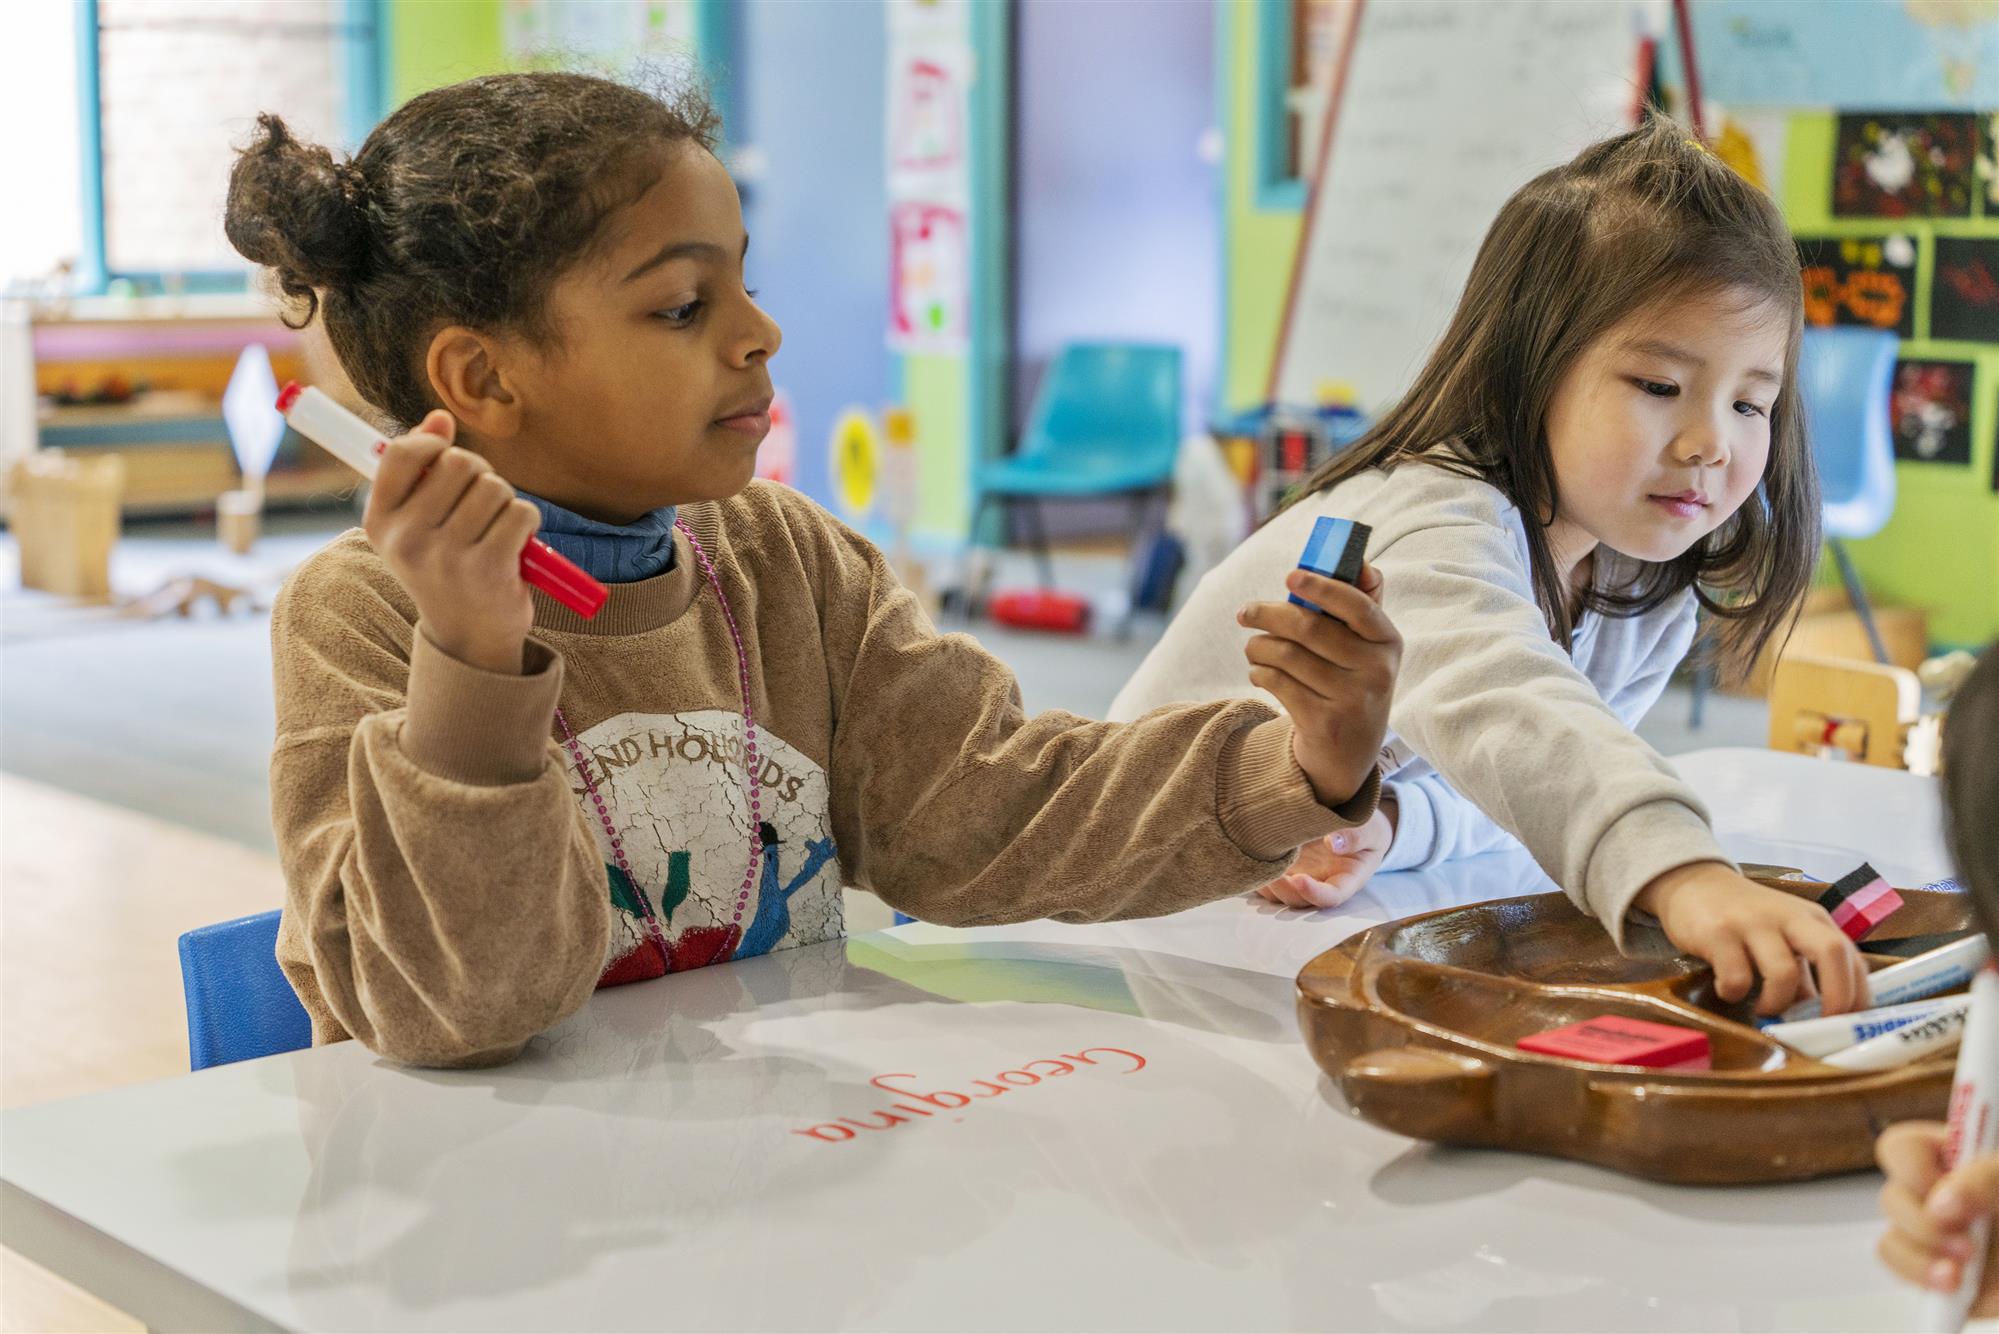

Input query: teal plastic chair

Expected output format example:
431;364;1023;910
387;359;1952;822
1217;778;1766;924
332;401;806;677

178;910;312;1070
1802;326;1899;663
968;343;1182;614
1693;326;1899;727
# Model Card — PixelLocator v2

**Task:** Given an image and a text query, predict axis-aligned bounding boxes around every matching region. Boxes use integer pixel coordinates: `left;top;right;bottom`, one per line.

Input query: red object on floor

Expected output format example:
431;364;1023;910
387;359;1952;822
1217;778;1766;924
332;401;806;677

1517;1015;1712;1068
988;589;1091;634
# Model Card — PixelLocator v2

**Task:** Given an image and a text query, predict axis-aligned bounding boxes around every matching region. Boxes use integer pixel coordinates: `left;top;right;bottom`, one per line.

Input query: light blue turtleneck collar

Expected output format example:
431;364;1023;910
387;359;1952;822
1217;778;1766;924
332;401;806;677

521;493;676;584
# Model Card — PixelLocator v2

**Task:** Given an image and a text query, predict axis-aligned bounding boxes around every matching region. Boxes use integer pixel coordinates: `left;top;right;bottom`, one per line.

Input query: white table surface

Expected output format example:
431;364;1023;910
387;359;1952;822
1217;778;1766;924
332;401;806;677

0;747;1957;1332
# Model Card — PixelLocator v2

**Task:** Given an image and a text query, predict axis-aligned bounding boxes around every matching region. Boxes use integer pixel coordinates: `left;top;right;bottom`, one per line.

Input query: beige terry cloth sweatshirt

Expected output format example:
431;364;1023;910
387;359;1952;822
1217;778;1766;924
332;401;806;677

270;481;1378;1067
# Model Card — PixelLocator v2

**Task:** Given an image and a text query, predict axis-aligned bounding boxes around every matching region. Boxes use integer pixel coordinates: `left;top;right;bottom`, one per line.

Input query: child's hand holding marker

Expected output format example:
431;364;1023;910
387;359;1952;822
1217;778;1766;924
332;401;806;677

363;409;543;675
1876;1124;1999;1321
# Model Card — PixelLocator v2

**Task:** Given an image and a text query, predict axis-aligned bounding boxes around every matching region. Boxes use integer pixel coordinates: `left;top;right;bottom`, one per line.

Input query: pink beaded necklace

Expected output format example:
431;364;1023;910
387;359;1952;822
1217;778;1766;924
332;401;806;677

552;519;762;975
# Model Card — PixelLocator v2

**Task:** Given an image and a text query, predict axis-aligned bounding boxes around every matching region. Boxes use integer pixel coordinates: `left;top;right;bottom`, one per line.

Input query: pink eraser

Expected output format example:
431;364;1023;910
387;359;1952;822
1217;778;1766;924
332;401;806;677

1818;862;1904;942
1517;1015;1712;1067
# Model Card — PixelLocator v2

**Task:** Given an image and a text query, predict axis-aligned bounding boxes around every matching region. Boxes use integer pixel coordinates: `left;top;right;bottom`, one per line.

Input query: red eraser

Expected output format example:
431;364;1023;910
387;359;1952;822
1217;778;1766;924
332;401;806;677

1517;1015;1712;1067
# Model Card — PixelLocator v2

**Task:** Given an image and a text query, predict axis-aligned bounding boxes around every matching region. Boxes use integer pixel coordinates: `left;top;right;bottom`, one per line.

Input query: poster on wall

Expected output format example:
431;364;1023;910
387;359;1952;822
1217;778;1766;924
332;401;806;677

889;202;969;352
829;408;881;518
1932;236;1999;344
1889;359;1975;465
1982;113;1999;210
884;0;972;353
887;43;970;204
1692;3;1997;109
1797;234;1918;338
1712;109;1789;203
1831;112;1979;218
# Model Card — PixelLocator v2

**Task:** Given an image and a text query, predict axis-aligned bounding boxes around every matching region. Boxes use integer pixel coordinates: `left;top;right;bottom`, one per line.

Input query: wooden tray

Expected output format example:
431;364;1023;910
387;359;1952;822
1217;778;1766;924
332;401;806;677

1296;881;1972;1184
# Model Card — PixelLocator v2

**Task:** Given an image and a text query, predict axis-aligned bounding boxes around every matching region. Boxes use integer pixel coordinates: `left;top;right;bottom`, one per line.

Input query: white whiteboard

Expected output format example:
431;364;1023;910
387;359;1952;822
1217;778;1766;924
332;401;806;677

1271;0;1661;411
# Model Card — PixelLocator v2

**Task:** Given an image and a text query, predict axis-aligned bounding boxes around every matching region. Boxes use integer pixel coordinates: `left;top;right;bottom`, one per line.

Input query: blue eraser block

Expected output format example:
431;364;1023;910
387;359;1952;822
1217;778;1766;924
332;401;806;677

1289;515;1370;612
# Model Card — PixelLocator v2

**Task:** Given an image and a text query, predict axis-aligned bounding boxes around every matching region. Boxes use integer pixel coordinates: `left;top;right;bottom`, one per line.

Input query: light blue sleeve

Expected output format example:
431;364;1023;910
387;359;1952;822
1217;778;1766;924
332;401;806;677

1601;599;1699;729
1378;593;1698;875
1379;772;1523;872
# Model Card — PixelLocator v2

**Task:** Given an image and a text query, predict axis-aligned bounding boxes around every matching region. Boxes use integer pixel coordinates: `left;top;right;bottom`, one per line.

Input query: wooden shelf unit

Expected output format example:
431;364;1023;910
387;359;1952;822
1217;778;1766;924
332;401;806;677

21;295;360;517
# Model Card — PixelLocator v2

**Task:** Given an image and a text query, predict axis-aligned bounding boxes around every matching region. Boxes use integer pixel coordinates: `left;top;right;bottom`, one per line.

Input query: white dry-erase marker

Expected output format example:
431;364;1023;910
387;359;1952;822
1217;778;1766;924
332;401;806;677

1821;996;1971;1071
276;382;608;619
1783;934;1991;1023
1926;964;1997;1333
1765;997;1953;1058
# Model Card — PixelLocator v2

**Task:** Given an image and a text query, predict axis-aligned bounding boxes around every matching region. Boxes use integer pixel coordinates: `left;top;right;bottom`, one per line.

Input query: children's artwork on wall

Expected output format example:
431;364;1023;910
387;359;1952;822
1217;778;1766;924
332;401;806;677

1832;112;1978;218
889;203;969;353
829;408;880;518
1797;234;1918;338
1713;110;1789;202
1889;358;1974;464
1981;112;1999;209
885;0;971;353
1931;236;1999;344
888;52;968;192
1693;2;1999;108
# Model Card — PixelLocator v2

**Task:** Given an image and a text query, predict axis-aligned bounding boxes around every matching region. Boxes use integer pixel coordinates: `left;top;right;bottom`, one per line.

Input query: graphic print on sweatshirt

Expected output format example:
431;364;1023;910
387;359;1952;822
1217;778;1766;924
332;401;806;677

561;710;843;984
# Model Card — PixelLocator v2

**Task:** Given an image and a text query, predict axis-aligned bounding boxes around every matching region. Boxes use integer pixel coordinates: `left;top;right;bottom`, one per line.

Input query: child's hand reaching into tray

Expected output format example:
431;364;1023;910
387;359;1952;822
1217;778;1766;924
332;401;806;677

1635;863;1870;1016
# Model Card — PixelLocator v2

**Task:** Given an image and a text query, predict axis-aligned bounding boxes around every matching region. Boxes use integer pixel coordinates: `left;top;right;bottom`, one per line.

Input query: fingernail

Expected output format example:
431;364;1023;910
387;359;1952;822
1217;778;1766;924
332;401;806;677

1331;832;1351;854
1927;1259;1957;1291
1930;1186;1965;1220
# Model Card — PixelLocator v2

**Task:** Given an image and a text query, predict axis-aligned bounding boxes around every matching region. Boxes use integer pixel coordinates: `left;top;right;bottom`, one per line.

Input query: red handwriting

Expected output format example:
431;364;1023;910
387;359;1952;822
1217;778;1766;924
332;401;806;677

792;1047;1148;1143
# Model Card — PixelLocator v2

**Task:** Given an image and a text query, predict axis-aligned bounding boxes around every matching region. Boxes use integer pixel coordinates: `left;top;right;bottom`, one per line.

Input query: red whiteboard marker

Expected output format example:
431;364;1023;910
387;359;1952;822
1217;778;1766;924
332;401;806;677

276;382;607;620
1927;964;1997;1332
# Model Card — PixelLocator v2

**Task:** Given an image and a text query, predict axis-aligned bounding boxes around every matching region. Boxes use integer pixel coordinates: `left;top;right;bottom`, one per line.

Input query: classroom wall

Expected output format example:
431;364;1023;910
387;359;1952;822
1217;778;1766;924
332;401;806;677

1777;112;1999;649
1013;0;1217;437
386;0;504;102
731;0;891;511
1220;0;1302;412
1218;0;1999;648
381;0;992;545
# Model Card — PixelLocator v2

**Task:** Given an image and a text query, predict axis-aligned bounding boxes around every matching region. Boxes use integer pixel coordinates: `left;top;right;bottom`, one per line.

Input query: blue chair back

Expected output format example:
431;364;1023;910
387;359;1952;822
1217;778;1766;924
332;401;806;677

178;910;312;1070
1016;343;1181;485
1799;326;1898;540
